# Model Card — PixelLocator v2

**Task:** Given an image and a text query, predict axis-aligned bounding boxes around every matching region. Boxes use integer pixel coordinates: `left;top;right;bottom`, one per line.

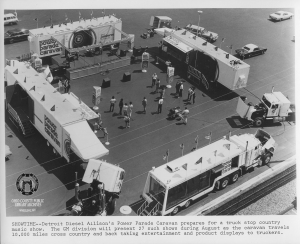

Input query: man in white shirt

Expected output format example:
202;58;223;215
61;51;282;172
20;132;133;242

109;96;116;112
157;98;163;114
181;107;189;125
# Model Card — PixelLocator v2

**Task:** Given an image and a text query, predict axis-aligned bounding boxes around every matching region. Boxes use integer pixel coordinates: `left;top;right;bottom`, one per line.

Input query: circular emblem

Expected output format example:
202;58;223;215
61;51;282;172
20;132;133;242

16;173;39;196
74;33;84;45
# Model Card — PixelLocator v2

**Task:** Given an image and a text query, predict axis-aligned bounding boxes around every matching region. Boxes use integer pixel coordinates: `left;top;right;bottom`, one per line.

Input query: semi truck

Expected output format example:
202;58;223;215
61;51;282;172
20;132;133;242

138;129;276;216
5;59;108;162
71;159;125;216
236;88;295;127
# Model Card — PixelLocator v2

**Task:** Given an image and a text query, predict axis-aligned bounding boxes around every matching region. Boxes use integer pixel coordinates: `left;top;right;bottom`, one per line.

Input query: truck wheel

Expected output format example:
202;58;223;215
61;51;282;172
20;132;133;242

262;153;272;165
254;117;264;127
184;200;192;209
107;198;117;215
171;206;180;215
230;172;239;184
219;177;229;190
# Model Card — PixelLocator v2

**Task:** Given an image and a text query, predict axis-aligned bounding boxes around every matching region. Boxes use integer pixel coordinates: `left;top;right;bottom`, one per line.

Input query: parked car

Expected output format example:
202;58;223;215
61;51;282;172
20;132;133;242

4;13;19;25
184;24;218;42
269;11;293;21
4;29;29;44
235;44;267;59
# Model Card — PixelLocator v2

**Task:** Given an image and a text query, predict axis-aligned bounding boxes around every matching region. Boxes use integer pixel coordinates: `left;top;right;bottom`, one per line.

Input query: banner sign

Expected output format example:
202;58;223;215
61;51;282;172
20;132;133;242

92;86;101;106
167;67;175;77
167;66;175;84
39;39;62;56
44;115;60;147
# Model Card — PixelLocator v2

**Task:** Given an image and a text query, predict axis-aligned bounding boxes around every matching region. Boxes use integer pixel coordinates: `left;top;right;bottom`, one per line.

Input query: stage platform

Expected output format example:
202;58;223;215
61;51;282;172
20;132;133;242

52;49;131;80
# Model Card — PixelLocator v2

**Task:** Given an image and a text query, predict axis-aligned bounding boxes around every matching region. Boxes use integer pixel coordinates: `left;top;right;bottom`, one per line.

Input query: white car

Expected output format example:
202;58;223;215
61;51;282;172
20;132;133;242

4;13;19;25
269;11;293;21
185;24;218;42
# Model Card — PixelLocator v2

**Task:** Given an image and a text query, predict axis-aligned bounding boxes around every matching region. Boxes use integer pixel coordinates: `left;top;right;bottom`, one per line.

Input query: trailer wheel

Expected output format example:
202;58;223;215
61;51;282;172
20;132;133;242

107;198;117;215
254;117;264;127
230;172;239;184
184;200;192;209
171;206;180;215
219;177;229;190
262;153;272;165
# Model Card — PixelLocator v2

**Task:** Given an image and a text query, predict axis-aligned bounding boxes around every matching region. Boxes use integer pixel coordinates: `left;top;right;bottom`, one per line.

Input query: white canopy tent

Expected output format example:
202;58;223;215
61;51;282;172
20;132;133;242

64;121;109;161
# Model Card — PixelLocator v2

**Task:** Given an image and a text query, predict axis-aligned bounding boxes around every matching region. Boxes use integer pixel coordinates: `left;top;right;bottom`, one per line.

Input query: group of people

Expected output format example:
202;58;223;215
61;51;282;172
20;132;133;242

104;73;197;129
58;79;71;94
108;97;134;128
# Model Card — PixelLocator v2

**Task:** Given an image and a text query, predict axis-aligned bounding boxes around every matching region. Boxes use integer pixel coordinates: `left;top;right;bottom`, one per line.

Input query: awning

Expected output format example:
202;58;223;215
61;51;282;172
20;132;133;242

64;121;109;161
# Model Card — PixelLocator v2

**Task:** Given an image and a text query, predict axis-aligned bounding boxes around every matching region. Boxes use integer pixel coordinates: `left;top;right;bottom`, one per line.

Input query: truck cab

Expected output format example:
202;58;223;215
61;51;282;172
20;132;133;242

72;159;125;216
236;90;294;126
150;16;172;29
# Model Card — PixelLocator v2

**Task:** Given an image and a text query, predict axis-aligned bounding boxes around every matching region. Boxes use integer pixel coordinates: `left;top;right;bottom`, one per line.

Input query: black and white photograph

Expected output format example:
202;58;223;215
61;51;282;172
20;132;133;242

1;0;299;243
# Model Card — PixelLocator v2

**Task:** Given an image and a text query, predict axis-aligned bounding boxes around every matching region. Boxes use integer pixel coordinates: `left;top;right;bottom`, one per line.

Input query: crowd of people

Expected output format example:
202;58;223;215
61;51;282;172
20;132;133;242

99;74;196;129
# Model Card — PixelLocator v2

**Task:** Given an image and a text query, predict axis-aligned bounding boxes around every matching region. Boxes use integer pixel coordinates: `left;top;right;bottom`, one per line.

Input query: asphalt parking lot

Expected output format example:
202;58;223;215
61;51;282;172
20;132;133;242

4;8;295;216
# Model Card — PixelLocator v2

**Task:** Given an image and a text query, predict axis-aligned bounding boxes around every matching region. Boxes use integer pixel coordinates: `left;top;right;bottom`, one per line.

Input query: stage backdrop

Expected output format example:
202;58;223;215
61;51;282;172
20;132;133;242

28;16;122;58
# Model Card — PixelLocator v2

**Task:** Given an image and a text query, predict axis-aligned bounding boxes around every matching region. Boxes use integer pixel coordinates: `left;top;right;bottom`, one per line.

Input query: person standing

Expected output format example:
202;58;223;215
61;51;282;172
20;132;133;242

64;79;70;94
129;102;133;119
124;115;130;128
142;97;147;113
119;98;124;115
192;90;196;104
187;87;193;100
175;81;180;95
181;107;189;125
152;73;157;87
155;78;160;93
109;96;116;112
160;87;166;99
157;98;163;114
179;82;183;98
123;103;129;116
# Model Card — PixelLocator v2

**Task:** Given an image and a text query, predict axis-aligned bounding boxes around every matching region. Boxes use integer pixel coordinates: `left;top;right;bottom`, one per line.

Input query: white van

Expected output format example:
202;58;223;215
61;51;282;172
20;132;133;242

4;13;19;25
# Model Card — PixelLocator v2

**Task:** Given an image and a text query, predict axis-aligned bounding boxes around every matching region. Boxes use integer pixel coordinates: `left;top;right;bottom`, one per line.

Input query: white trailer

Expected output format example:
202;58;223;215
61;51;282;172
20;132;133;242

139;130;275;216
5;60;108;162
161;29;250;91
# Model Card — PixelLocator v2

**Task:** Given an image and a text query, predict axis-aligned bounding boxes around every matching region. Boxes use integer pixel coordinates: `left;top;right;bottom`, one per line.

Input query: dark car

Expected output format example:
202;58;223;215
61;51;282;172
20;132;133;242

235;44;267;59
4;29;29;44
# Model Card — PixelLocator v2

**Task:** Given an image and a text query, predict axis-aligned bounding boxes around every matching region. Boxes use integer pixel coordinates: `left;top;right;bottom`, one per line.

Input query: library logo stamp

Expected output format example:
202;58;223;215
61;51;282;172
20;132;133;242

16;173;39;196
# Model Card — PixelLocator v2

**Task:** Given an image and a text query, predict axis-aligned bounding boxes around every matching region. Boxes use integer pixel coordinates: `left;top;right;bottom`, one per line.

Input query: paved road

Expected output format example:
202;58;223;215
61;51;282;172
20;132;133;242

5;8;295;216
